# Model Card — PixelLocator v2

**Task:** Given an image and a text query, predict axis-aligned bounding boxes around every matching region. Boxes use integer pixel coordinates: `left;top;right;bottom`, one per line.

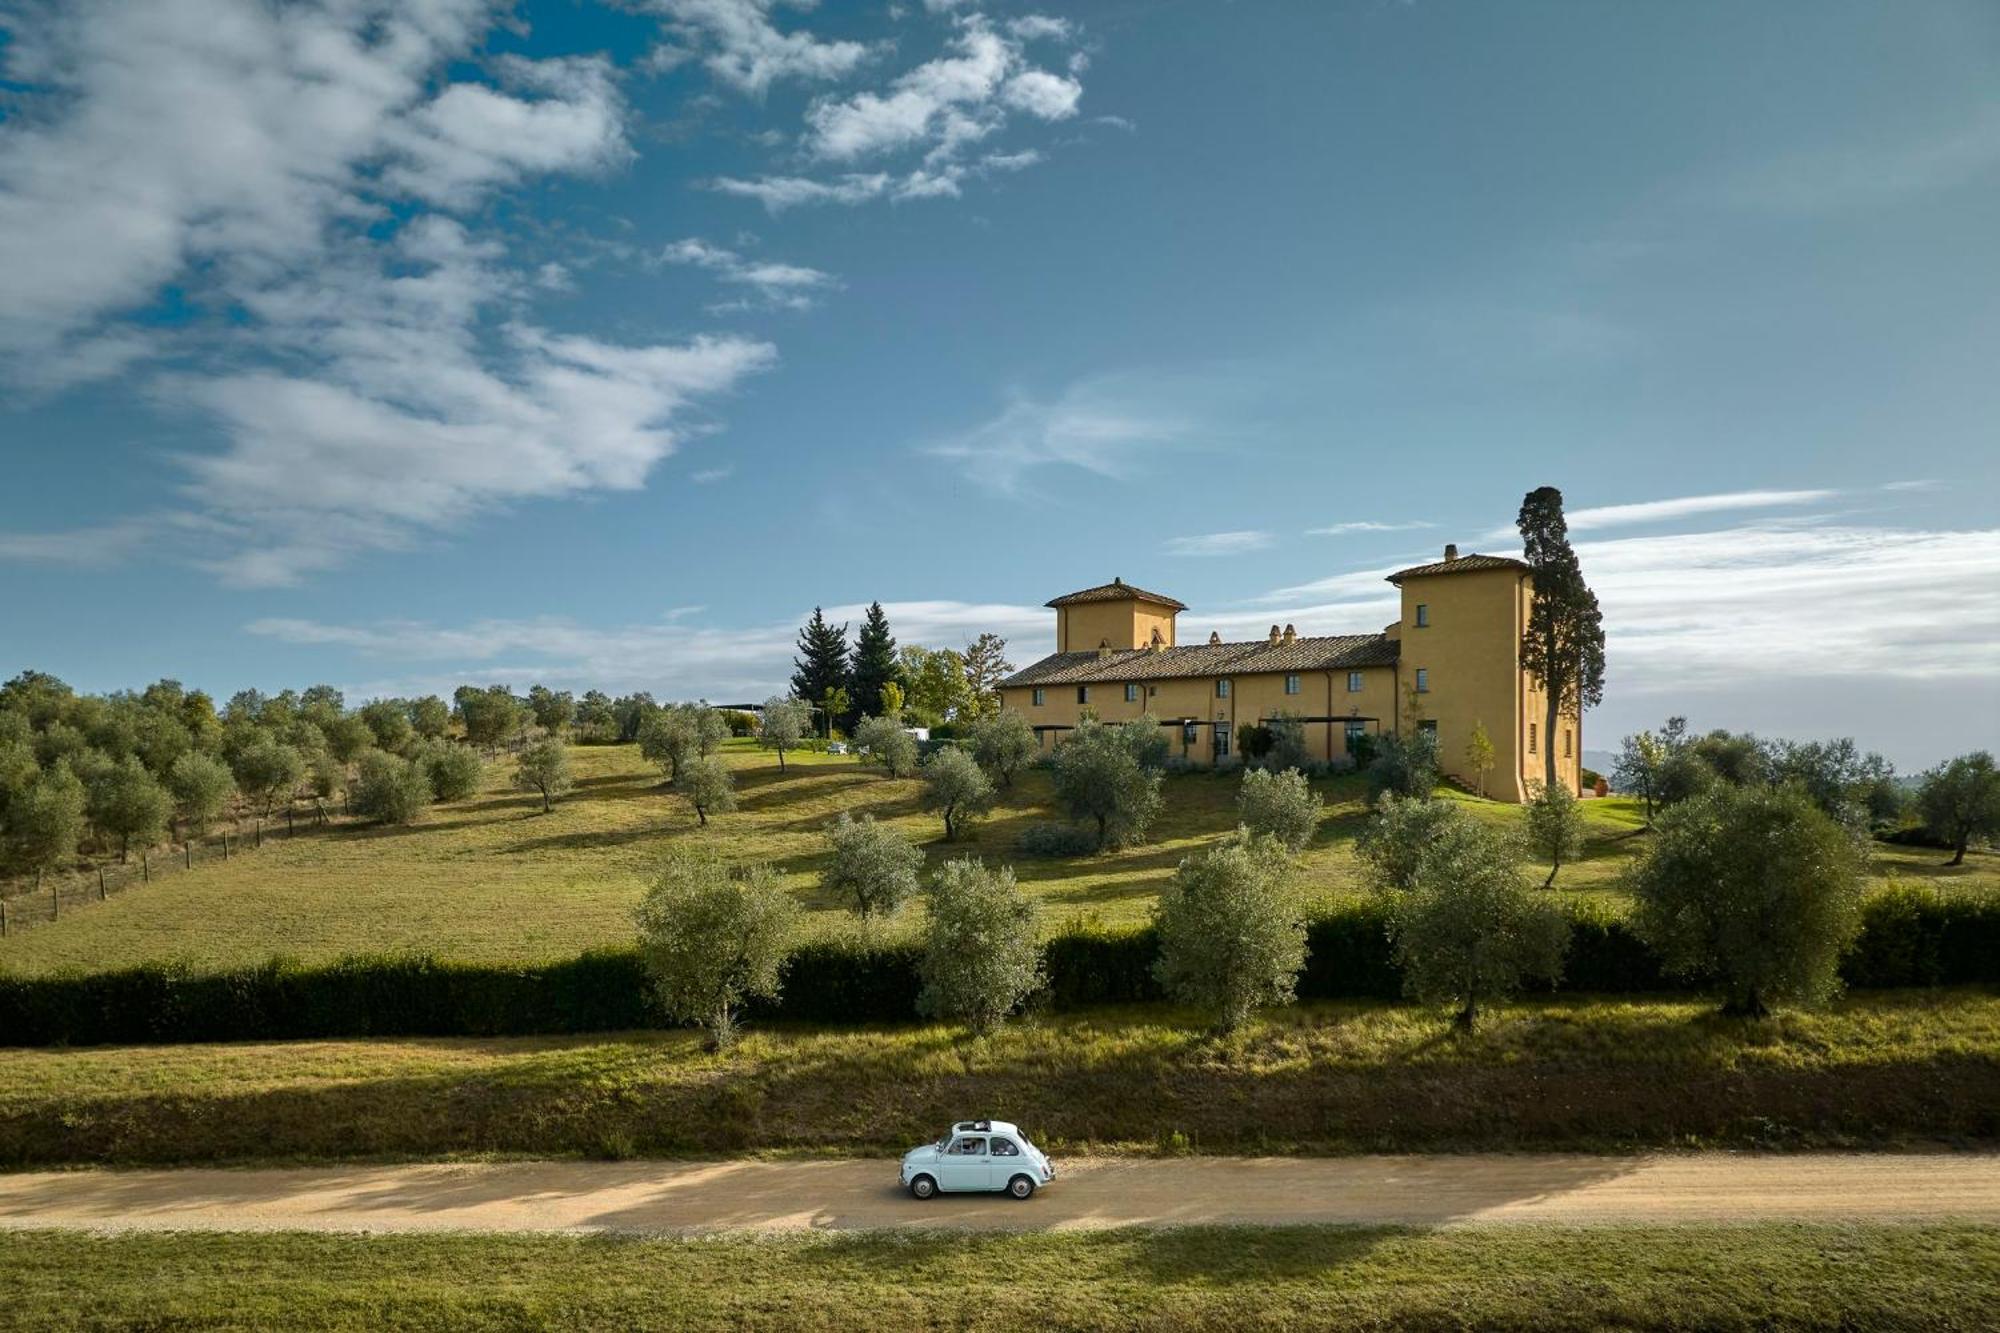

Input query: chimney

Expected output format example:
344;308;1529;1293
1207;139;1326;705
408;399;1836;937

1208;631;1222;645
1268;624;1282;645
1443;543;1459;562
1112;575;1123;586
1096;638;1113;661
1282;623;1296;645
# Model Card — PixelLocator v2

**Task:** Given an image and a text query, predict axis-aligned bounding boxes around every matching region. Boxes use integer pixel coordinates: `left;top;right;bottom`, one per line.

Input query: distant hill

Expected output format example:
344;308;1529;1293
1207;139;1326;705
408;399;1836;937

1583;749;1619;779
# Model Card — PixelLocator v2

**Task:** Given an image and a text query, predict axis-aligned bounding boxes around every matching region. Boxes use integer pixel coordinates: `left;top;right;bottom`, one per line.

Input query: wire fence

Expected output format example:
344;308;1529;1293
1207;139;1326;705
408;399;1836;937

0;804;338;939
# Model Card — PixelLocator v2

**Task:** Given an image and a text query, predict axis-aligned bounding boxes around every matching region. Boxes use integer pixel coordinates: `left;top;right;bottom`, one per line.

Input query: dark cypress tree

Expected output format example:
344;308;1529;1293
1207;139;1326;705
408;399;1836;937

847;601;902;728
791;608;849;735
1518;486;1607;790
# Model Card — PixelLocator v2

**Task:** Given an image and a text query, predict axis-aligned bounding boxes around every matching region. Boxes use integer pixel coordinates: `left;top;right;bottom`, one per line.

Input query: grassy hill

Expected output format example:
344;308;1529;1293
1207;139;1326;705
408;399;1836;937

0;739;1990;977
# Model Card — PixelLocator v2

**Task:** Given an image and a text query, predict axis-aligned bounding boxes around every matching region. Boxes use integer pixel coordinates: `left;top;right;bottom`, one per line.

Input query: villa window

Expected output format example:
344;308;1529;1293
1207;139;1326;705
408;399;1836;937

1347;671;1364;693
1214;723;1232;758
1125;683;1140;703
1031;688;1044;707
1216;678;1231;699
1414;668;1429;694
1182;721;1199;747
1418;720;1438;737
1077;686;1090;704
1564;728;1573;758
1284;674;1301;695
1528;722;1537;754
1415;604;1429;628
1344;721;1367;753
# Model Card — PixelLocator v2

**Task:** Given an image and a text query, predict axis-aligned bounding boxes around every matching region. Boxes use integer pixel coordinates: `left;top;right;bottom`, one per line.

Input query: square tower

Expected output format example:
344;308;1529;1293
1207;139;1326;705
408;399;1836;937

1047;578;1185;653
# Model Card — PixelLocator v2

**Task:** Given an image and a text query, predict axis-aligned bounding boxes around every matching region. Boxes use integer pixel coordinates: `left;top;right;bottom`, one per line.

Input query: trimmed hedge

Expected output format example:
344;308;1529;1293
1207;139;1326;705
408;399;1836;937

3;891;1996;1047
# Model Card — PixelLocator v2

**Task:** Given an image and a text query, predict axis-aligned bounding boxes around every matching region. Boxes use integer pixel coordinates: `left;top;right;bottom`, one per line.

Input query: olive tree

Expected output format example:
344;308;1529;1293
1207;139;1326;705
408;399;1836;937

1051;718;1163;850
88;758;169;862
969;708;1037;788
1261;712;1311;773
6;765;85;884
1367;730;1438;800
676;754;737;826
1915;751;2000;866
1627;784;1866;1017
1384;816;1569;1029
1356;792;1463;890
526;685;576;735
1152;833;1308;1034
351;749;432;825
758;696;812;773
1524;779;1586;887
1236;767;1323;852
918;857;1044;1036
634;847;797;1050
420;741;484;802
407;695;451;740
853;714;919;778
358;699;414;754
456;686;525;752
822;812;923;918
166;751;234;839
513;737;572;813
230;736;305;817
638;706;697;783
921;745;995;841
1613;728;1668;824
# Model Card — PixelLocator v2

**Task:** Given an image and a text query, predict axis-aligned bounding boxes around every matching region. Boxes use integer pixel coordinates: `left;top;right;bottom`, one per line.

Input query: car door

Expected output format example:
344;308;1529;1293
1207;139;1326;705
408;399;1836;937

938;1135;988;1191
988;1136;1024;1187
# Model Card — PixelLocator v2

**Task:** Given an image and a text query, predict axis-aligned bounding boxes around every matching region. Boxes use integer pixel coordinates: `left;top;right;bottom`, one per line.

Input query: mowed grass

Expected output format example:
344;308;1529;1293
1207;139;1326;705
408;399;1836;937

2;1223;1994;1331
4;990;1996;1165
2;739;1991;975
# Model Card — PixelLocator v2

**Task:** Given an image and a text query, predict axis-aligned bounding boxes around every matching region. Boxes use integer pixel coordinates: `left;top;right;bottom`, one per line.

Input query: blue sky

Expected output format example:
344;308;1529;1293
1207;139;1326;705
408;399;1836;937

2;0;1997;769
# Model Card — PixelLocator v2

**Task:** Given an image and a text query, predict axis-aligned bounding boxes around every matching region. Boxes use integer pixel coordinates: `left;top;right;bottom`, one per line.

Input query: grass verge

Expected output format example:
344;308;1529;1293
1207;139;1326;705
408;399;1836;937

4;990;1996;1166
1;1222;1994;1331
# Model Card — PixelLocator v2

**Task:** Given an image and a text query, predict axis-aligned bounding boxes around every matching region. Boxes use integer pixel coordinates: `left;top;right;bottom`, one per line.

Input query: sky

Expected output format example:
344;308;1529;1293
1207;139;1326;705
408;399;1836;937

2;0;1997;771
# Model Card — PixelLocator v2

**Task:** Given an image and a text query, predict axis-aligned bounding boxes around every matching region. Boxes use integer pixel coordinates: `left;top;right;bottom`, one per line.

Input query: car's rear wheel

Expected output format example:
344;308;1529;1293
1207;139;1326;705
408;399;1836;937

1007;1174;1036;1200
909;1174;937;1200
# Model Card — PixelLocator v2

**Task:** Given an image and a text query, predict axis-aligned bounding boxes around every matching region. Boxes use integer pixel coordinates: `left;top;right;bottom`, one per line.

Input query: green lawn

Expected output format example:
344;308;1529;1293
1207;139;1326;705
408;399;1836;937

5;990;1995;1165
2;1223;1993;1331
2;740;1991;975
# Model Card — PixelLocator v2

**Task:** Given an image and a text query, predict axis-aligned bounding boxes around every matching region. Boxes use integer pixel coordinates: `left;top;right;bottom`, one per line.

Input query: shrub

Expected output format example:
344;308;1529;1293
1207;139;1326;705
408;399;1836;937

675;754;736;826
357;699;414;755
964;704;1032;788
351;750;431;825
918;858;1044;1035
1236;767;1323;851
230;736;304;817
1015;820;1099;858
633;847;797;1050
5;764;85;882
1051;718;1163;850
1383;816;1568;1028
1627;784;1867;1016
822;813;923;918
513;738;572;813
1263;712;1311;772
1152;833;1308;1033
1915;751;2000;866
853;715;918;778
1367;730;1438;800
1237;722;1274;763
421;742;484;803
1356;793;1463;890
86;758;169;861
920;745;995;840
720;709;759;737
1346;731;1380;770
1523;779;1587;886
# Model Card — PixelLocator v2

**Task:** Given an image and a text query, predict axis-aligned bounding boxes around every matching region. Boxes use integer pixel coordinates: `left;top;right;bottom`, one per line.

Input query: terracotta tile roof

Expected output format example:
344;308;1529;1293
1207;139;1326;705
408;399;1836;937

1000;633;1400;689
1385;552;1527;583
1045;578;1188;611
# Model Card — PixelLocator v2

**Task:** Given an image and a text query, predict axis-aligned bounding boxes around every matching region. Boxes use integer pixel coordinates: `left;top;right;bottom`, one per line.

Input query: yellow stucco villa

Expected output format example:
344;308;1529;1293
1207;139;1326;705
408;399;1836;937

996;545;1582;802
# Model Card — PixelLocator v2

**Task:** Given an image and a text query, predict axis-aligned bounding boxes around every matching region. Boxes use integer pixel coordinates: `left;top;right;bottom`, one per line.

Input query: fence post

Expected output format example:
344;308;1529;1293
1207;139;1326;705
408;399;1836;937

98;866;107;902
223;835;229;860
288;809;295;838
52;879;58;920
256;820;262;850
186;843;192;870
1;897;7;937
142;854;150;883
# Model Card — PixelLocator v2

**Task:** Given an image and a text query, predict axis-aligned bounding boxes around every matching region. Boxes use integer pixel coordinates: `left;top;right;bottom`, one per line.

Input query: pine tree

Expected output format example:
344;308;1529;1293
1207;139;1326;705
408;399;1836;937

847;602;902;729
790;607;849;735
1517;487;1606;791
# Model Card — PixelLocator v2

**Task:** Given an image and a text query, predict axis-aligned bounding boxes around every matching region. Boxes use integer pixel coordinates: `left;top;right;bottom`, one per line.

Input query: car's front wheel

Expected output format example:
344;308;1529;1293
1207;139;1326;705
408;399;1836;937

1006;1174;1036;1200
909;1174;937;1200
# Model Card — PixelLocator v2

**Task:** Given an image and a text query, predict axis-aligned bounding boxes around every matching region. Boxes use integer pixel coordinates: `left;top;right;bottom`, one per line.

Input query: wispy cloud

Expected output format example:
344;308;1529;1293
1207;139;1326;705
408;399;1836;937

1476;488;1839;542
658;237;837;310
1307;520;1435;536
1705;107;2000;217
924;373;1203;495
1165;530;1272;557
633;0;872;96
691;466;733;484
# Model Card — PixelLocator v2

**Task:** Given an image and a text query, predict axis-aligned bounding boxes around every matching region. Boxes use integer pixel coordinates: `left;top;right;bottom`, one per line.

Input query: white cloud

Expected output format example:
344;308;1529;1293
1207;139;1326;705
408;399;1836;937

0;519;161;568
1008;15;1074;42
691;466;734;484
659;237;837;309
1307;520;1436;536
246;598;1053;701
0;0;774;586
636;0;871;95
1165;530;1274;557
1562;489;1838;533
708;172;895;210
925;376;1202;495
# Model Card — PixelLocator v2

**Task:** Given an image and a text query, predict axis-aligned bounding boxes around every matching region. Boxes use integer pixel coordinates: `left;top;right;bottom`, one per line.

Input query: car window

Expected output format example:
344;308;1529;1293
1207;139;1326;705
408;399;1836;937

948;1136;986;1155
990;1138;1020;1157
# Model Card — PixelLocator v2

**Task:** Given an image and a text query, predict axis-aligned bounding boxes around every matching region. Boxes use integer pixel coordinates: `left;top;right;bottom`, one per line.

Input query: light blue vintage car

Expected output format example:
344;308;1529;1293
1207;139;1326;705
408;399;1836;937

899;1119;1055;1200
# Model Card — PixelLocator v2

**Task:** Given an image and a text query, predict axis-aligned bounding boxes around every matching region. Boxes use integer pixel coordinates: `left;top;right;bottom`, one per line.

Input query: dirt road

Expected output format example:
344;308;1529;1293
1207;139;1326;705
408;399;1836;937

3;1154;1997;1235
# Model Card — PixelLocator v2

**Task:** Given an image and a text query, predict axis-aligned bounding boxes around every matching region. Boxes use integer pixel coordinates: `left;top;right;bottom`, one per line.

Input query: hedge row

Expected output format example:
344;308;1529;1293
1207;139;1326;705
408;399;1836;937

3;889;1995;1047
